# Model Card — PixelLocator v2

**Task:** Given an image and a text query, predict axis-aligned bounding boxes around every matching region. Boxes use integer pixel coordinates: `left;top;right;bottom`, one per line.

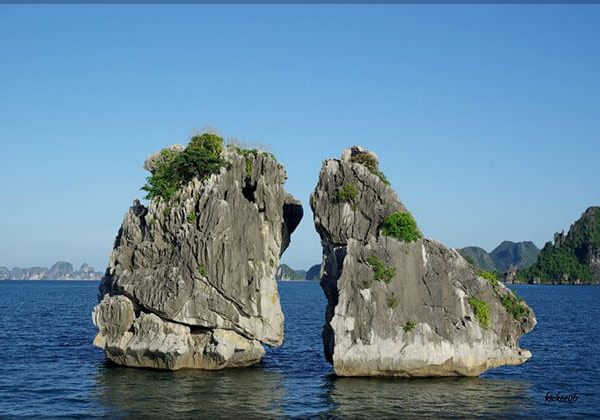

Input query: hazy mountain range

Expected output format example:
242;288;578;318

0;261;102;280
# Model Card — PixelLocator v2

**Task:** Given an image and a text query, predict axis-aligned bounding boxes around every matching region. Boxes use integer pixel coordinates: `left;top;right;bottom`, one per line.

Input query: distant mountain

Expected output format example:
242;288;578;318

306;264;321;280
459;247;497;272
520;207;600;284
275;264;306;281
490;241;540;272
275;263;320;281
459;241;540;273
0;261;102;280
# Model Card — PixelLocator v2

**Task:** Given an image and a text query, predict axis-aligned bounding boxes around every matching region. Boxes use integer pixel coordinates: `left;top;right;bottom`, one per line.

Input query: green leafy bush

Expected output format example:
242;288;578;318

337;183;358;205
187;212;197;224
468;297;491;329
367;255;396;283
381;212;422;243
403;320;416;333
142;133;227;201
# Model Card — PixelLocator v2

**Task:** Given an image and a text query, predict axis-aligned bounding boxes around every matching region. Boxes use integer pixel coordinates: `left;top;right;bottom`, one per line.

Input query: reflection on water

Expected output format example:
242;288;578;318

94;360;533;418
94;361;286;417
328;376;533;418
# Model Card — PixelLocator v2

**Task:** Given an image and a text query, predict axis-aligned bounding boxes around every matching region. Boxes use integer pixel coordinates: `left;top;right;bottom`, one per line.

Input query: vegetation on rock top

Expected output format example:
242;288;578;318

350;152;390;185
142;133;227;201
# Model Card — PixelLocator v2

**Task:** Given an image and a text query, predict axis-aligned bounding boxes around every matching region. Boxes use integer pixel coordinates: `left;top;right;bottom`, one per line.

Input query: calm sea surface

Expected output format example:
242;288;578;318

0;281;598;417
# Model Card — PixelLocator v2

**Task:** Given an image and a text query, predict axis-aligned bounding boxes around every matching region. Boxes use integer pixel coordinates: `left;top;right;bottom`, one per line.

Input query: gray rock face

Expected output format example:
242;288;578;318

93;147;302;370
310;146;536;377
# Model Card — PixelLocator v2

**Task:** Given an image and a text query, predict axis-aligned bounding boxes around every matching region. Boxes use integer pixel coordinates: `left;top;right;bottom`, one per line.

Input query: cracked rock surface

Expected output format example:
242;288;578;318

93;147;302;370
310;146;536;377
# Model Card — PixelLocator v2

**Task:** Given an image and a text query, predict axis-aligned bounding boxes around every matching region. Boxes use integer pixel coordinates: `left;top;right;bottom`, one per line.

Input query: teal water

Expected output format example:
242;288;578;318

0;281;597;417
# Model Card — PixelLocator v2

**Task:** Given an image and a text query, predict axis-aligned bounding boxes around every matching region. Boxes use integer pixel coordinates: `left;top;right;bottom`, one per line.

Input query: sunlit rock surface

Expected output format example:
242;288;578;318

311;146;536;377
93;147;302;370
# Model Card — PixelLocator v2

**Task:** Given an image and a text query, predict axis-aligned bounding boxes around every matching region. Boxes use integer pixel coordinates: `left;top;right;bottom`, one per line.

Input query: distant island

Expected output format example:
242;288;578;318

275;263;320;281
518;207;600;284
459;207;600;285
0;261;102;280
459;241;540;273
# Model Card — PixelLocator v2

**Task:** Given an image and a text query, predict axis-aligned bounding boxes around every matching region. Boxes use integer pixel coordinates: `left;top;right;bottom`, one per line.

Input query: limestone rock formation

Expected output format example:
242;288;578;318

310;146;536;377
93;140;302;370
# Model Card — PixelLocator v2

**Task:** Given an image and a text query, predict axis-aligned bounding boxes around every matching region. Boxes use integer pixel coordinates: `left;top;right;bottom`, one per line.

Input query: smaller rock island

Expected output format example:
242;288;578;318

311;146;536;377
92;133;302;370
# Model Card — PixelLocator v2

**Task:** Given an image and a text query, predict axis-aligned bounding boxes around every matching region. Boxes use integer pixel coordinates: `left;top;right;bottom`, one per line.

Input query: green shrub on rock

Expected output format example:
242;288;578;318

479;271;499;290
381;212;422;243
142;133;227;201
337;183;358;206
367;255;396;283
468;297;491;329
501;293;530;320
197;264;208;278
403;320;416;333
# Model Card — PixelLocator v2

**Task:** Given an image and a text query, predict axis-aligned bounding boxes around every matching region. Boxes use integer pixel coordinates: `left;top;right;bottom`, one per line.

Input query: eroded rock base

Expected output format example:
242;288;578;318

93;295;264;370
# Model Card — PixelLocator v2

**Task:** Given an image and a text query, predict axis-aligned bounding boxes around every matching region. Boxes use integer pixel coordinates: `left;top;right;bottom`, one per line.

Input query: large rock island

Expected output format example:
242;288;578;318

92;134;302;370
310;146;536;377
519;206;600;284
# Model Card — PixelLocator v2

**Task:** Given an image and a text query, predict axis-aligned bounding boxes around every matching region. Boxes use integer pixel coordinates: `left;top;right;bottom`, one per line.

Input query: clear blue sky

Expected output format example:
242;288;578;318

1;5;599;271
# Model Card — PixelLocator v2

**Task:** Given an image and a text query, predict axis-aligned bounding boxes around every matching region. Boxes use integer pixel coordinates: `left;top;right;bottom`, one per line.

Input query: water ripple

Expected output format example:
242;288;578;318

0;281;598;417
